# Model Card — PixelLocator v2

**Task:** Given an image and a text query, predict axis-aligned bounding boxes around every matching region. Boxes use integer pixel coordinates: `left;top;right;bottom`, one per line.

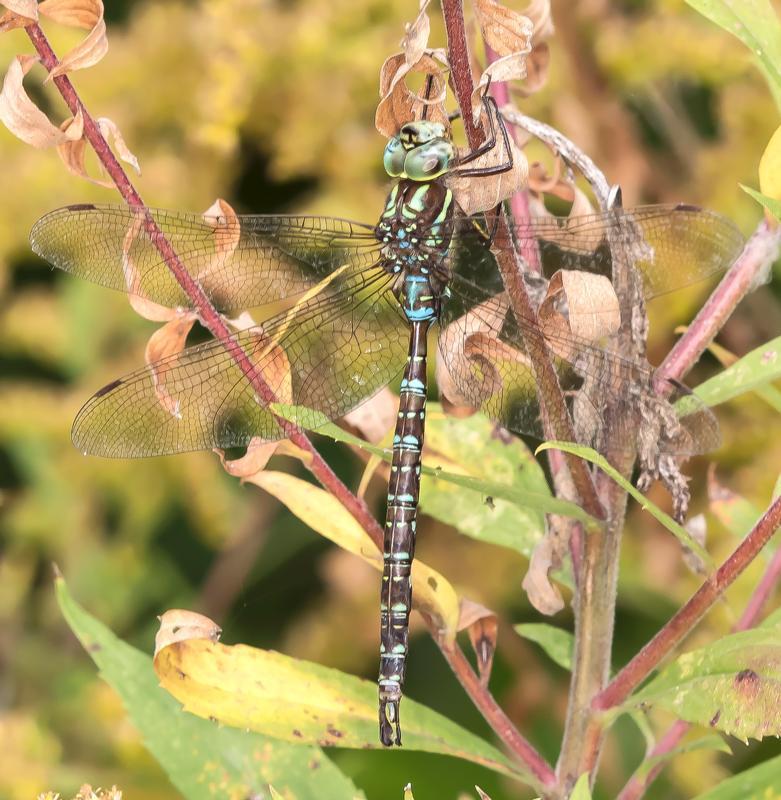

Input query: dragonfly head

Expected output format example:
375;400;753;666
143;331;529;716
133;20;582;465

383;120;455;182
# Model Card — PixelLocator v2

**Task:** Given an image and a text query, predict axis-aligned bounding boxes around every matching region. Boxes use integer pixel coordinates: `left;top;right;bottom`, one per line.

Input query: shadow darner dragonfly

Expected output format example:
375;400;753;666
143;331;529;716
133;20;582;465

31;118;745;746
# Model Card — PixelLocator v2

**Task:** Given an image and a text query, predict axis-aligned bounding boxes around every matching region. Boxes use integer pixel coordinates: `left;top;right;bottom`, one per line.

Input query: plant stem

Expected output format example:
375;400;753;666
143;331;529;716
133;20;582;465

595;493;781;711
440;640;557;790
616;531;781;800
25;17;554;781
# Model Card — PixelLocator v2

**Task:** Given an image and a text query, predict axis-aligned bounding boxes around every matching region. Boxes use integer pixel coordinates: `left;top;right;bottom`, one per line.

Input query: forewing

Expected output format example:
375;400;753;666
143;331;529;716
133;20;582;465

448;205;745;303
30;204;380;314
73;266;408;457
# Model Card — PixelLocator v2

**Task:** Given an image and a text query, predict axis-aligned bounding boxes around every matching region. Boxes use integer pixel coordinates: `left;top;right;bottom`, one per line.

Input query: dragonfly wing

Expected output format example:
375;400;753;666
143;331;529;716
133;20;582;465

438;273;719;456
73;266;408;457
30;204;380;314
448;205;745;303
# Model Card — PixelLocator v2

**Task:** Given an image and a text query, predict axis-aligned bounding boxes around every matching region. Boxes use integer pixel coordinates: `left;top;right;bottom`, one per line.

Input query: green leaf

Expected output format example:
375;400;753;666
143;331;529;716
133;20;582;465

685;0;781;107
570;774;592;799
153;626;539;788
55;575;366;800
535;442;713;567
514;623;574;671
740;184;781;220
692;753;781;799
272;402;602;537
619;628;781;742
695;336;781;408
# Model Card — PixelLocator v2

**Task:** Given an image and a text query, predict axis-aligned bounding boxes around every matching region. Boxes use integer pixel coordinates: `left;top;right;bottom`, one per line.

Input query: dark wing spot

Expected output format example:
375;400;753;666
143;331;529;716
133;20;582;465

674;202;703;213
66;203;98;211
94;378;123;398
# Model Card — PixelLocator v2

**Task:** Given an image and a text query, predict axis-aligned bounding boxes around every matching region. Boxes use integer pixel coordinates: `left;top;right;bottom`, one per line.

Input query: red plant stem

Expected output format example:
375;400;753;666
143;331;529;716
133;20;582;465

441;3;603;521
440;641;557;790
442;0;482;146
616;537;781;800
656;218;781;386
595;493;781;712
484;43;541;273
25;17;555;780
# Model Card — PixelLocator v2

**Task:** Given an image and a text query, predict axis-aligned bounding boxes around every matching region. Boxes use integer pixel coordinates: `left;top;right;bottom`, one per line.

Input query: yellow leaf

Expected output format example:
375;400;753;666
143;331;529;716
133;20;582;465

759;123;781;203
246;470;460;641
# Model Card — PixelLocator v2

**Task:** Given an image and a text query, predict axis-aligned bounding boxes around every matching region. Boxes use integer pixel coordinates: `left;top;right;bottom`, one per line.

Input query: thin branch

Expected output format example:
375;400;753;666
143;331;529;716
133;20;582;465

440;640;557;790
25;17;554;780
500;108;612;207
616;534;781;800
595;493;781;711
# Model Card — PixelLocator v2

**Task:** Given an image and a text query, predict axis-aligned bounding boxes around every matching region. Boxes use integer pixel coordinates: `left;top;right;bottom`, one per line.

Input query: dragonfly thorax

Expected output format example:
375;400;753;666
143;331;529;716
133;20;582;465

376;178;454;323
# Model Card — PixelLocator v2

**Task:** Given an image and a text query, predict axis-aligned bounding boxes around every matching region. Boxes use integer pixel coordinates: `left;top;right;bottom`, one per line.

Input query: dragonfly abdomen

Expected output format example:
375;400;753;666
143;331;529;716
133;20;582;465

379;319;430;747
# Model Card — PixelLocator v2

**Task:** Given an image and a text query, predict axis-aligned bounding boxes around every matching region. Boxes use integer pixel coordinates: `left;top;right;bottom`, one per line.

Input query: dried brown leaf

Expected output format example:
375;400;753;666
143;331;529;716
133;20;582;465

538;271;620;361
56;111;118;188
154;609;221;656
449;132;528;215
121;214;183;321
0;55;83;147
522;534;565;615
341;386;397;444
436;292;531;410
458;598;498;687
39;0;101;28
45;0;107;80
97;116;140;174
375;51;449;137
0;0;37;19
474;0;534;58
217;438;281;478
401;0;431;67
145;316;197;418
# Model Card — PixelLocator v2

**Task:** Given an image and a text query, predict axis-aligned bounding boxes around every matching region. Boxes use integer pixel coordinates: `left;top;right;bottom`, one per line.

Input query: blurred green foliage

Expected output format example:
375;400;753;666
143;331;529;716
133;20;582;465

0;1;780;798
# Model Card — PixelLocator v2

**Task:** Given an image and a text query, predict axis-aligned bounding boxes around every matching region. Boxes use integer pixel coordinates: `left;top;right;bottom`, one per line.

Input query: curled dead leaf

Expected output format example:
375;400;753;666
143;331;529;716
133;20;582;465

0;55;83;147
538;271;620;361
342;386;397;444
199;198;241;284
97;116;141;174
522;533;565;615
56;111;120;188
154;609;221;657
449;132;528;215
0;0;37;20
144;315;197;418
402;0;431;67
39;0;102;28
216;438;311;479
458;598;498;687
437;293;531;412
376;51;449;137
44;0;107;81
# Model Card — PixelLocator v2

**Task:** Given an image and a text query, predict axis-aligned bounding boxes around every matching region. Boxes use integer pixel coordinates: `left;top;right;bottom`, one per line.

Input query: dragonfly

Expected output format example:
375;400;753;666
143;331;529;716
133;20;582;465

30;113;745;747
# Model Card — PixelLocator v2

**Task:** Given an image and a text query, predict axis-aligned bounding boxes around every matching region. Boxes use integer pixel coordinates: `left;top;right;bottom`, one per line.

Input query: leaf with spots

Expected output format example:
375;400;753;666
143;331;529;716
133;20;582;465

617;628;781;743
152;615;533;782
55;575;365;800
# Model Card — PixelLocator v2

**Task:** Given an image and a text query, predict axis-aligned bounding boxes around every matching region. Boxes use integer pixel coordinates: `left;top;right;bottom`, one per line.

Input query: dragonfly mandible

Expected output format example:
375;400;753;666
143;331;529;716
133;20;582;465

30;113;745;746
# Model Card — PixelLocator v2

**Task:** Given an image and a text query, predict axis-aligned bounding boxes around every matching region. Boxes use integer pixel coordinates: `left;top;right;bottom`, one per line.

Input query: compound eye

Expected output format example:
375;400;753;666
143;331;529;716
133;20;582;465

383;137;406;177
403;140;455;181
